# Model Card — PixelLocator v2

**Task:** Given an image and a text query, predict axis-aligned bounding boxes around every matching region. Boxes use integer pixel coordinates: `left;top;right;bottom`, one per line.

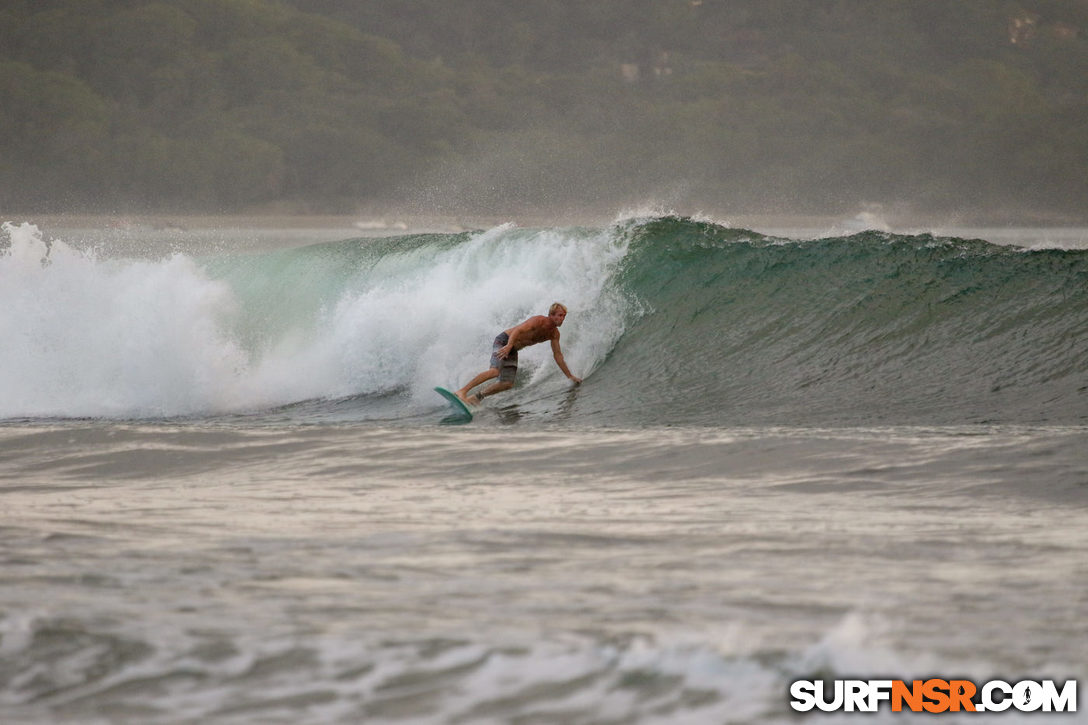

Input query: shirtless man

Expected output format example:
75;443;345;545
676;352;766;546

456;302;582;405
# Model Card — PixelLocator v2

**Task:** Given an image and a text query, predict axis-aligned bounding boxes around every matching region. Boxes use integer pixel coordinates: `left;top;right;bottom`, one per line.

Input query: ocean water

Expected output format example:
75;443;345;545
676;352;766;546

1;217;1086;723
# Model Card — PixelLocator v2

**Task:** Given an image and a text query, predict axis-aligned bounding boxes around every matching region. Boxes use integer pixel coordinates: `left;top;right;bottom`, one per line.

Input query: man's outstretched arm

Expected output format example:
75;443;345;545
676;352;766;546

551;336;582;384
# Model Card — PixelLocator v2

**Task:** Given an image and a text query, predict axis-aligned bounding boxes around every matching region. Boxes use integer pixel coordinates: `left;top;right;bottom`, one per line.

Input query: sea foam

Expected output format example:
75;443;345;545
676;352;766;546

0;222;631;419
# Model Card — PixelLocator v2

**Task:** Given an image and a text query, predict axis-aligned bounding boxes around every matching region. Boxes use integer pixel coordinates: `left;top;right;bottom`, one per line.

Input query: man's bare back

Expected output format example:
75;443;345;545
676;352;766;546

501;315;557;353
455;302;581;405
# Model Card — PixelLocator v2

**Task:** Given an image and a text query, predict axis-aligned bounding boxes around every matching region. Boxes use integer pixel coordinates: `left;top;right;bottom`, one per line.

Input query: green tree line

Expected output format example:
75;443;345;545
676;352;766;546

1;0;1086;218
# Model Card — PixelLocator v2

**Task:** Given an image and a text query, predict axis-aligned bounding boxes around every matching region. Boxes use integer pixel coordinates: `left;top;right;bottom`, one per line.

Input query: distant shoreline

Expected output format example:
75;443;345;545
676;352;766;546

5;210;1087;235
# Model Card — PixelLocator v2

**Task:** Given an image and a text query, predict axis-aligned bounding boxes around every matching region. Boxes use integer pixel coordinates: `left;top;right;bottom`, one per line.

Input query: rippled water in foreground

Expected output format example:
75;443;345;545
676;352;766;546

2;424;1085;723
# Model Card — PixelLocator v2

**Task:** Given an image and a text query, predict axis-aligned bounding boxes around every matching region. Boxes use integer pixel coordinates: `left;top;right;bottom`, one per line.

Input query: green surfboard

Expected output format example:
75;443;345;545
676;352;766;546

434;386;473;422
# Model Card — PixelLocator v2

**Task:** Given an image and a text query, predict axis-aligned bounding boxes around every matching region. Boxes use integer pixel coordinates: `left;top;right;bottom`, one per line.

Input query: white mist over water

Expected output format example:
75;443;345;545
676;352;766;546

0;223;250;418
0;222;631;420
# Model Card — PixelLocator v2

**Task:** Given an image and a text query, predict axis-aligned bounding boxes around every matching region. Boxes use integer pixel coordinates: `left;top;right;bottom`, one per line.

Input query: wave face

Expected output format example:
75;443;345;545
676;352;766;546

2;218;1086;425
594;217;1088;426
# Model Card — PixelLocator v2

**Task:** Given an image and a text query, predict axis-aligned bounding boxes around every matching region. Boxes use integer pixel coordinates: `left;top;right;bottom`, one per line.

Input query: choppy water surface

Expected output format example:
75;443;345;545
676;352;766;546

1;424;1085;723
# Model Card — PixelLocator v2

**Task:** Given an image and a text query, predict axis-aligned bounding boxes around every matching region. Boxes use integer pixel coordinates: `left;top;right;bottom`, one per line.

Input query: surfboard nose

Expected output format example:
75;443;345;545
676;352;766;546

434;386;474;423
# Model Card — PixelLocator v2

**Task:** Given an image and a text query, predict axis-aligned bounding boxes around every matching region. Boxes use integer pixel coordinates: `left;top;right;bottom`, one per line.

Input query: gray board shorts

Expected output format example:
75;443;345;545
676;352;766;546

489;332;518;383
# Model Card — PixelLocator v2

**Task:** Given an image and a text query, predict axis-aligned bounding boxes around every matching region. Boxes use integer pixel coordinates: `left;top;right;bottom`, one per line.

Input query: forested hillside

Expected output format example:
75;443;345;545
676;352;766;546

2;0;1086;219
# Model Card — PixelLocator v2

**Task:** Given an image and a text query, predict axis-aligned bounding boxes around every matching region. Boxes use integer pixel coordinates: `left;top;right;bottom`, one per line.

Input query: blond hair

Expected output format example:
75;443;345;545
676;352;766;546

548;302;567;315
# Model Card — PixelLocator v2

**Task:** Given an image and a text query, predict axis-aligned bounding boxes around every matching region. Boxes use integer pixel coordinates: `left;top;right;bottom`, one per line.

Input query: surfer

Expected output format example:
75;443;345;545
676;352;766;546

456;302;582;405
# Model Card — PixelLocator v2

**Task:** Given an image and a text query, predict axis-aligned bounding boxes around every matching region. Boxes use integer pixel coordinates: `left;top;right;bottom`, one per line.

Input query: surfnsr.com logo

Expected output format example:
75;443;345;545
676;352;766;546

790;679;1077;713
